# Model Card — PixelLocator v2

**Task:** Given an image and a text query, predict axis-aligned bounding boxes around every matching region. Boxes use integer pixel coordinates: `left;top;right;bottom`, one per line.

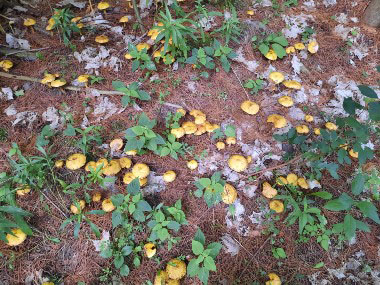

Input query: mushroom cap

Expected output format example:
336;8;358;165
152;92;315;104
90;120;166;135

136;43;151;51
297;178;309;189
41;282;55;285
222;183;237;204
265;49;277;60
163;170;176;183
246;10;254;15
77;74;89;83
262;182;277;198
125;149;137;156
176;108;186;116
277;176;288;185
267;114;287;128
96;158;109;169
5;228;27;246
349;149;358;158
278;96;294;107
102;160;121;176
50;79;66;87
166;259;186;280
269;200;284;213
246;155;252;164
76;23;84;29
71;16;82;23
171;127;185;139
228;155;248;172
140;177;148;187
216;141;226;150
46;24;54;31
154;270;168;285
123;172;136;184
286;46;295;54
269;71;285;84
305;115;314;122
97;1;110;10
102;198;115;212
92;192;102;202
182;121;197;135
48;18;55;26
124;53;133;59
296;125;310;134
282;80;301;90
66;153;86;170
110;138;124;151
85;161;97;172
144;242;157;258
95;35;109;43
119;16;129;23
226;137;236;145
166;280;180;285
314;128;321;135
16;185;31;196
70;200;85;214
205;122;219;133
132;163;150;179
241;100;260;115
24;18;36;26
194;124;206;135
41;73;56;84
54;160;64;168
187;160;198;170
119;157;132;169
294;42;305;50
307;41;319;54
286;173;298;186
325;122;337;131
190;110;206;124
266;273;281;285
0;60;13;71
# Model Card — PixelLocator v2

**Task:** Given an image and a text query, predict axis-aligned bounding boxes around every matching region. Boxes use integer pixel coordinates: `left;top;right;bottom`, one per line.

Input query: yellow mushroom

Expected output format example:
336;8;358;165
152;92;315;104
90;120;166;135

92;192;102;202
123;172;136;184
77;74;90;87
325;122;338;131
269;200;284;213
85;161;97;172
286;173;298;186
265;49;277;60
125;149;137;156
96;158;109;169
0;60;13;72
71;17;82;23
132;163;150;179
190;110;207;125
269;71;285;84
226;137;236;145
222;183;237;204
241;100;260;115
166;259;186;280
286;46;295;54
125;53;133;60
16;185;31;196
66;153;86;170
278;96;294;107
144;242;157;258
307;41;319;54
228;155;248;172
194;124;207;135
349;149;358;158
267;114;287;128
102;160;121;176
246;155;252;164
102;198;115;212
246;10;254;15
163;170;176;183
182;121;197;135
296;125;310;134
154;270;168;285
176;108;186;116
171;127;185;139
262;182;277;198
304;115;314;122
95;35;109;44
119;16;129;25
136;43;151;51
187;160;198;170
282;80;302;90
70;200;85;214
297;177;309;189
119;157;132;169
110;138;124;151
50;79;66;88
97;1;110;11
5;228;27;246
41;73;56;84
294;42;305;50
216;141;226;150
277;176;288;185
54;160;64;168
24;18;36;32
266;272;281;285
314;128;321;135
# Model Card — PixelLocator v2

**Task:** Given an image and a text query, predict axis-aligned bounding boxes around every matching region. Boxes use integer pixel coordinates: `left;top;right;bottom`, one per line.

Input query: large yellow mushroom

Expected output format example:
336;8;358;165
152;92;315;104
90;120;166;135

41;73;56;85
294;42;305;50
50;79;66;88
267;114;287;128
278;96;294;107
102;198;115;212
102;160;121;176
241;100;260;115
163;170;176;183
16;185;31;196
228;155;248;172
265;49;277;60
282;80;302;90
166;259;186;280
171;127;185;139
132;163;150;179
269;71;285;84
119;157;132;169
5;228;27;246
95;35;109;44
98;1;110;13
296;125;310;134
262;182;277;198
182;121;197;135
286;173;298;186
66;153;86;170
269;200;284;213
222;183;237;204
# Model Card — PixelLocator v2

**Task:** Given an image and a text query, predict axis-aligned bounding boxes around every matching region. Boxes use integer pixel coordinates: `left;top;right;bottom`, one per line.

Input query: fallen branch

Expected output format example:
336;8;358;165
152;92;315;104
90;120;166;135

0;71;183;109
231;66;250;100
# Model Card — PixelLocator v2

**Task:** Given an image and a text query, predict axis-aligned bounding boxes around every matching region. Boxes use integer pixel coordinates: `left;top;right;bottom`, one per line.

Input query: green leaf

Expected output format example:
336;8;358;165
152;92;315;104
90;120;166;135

343;97;363;115
120;264;130;276
114;255;124;269
192;240;204;255
127;178;141;196
358;85;378;98
356;201;380;224
122;245;133;256
258;43;269;56
272;36;288;46
351;173;365;195
187;259;200;277
313;262;325;269
206;242;222;259
63;124;76;136
368;102;380;121
160;147;171;156
198;267;210;285
324;193;353;211
356;220;371;232
224;125;236;137
194;228;206;245
271;43;286;58
132;60;140;72
310;191;332;200
112;211;122;228
343;214;356;240
204;256;216;271
199;178;211;188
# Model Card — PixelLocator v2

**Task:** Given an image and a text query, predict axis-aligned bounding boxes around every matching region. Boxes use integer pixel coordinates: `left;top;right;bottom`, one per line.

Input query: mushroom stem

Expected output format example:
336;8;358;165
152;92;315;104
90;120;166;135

30;27;35;33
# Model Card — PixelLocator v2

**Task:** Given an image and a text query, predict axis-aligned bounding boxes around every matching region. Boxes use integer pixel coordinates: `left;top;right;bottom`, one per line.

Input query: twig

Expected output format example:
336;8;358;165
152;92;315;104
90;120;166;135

131;0;146;33
4;47;50;56
40;190;68;219
231;66;250;100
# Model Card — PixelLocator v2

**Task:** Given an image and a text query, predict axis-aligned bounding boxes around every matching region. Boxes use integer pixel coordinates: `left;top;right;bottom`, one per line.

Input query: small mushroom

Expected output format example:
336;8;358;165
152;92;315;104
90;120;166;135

264;49;277;60
182;121;197;135
144;242;157;258
163;170;176;183
190;110;207;125
97;1;110;14
194;124;206;135
187;160;198;170
325;122;337;131
66;153;86;170
314;128;321;135
246;10;254;15
226;137;236;145
277;176;288;185
77;74;90;87
95;35;109;44
262;182;277;198
125;149;137;156
266;272;281;285
92;192;102;202
222;183;237;204
297;177;309;189
349;149;358;158
102;198;115;212
282;80;301;90
294;42;305;50
267;114;287;128
41;73;56;85
23;18;36;33
304;115;314;122
0;60;13;72
70;200;85;214
269;71;285;84
296;125;309;134
154;270;168;285
286;46;295;54
102;160;121;176
96;158;109;169
5;228;27;246
16;185;31;196
228;155;248;172
119;157;132;169
54;160;64;168
166;259;186;280
136;43;151;52
124;53;133;59
119;16;129;27
132;163;150;179
176;108;186;116
85;161;97;172
123;172;136;184
171;127;185;139
241;100;260;115
269;200;284;213
308;41;319;54
216;141;225;150
50;79;66;88
110;138;124;151
286;173;298;186
278;96;293;107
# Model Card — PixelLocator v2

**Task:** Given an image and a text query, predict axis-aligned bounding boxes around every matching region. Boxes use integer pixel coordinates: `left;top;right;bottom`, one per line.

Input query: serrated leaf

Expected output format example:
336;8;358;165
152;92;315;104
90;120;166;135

343;214;356;240
356;201;380;224
351;173;365;195
192;240;204;255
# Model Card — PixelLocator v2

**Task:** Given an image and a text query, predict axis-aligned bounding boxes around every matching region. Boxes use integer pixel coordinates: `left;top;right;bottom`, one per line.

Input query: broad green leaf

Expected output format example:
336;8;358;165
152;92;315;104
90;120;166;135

204;256;216;271
114;255;124;269
120;264;130;276
198;267;210;285
194;228;205;245
206;242;222;259
258;43;269;55
314;262;325;269
310;191;332;200
63;124;76;136
351;173;365;195
271;43;286;58
187;259;200;277
368;102;380;121
272;36;288;46
358;85;378;98
122;245;133;256
356;201;380;224
343;97;363;115
343;214;356;240
199;178;211;188
192;240;204;255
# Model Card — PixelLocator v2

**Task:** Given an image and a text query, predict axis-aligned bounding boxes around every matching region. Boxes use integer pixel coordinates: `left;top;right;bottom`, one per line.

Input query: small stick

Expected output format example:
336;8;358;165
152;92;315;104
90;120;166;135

231;66;250;100
131;0;146;33
4;47;50;56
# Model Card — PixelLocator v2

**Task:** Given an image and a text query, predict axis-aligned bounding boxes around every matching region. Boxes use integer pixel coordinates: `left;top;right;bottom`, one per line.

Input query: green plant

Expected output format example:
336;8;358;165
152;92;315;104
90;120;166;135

186;47;215;70
195;0;223;43
284;0;298;7
0;127;7;142
211;39;237;72
212;7;241;44
187;228;222;284
158;134;186;160
36;125;55;147
165;111;184;130
301;27;315;42
155;5;197;57
252;32;288;59
211;125;236;140
112;80;151;107
271;247;287;259
124;113;165;154
89;75;104;85
244;78;264;95
126;43;156;72
63;125;102;155
194;172;226;207
52;8;80;48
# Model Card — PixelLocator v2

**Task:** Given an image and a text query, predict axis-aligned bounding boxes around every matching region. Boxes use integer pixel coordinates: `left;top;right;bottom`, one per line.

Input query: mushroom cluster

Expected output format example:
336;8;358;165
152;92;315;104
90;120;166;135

154;258;186;284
